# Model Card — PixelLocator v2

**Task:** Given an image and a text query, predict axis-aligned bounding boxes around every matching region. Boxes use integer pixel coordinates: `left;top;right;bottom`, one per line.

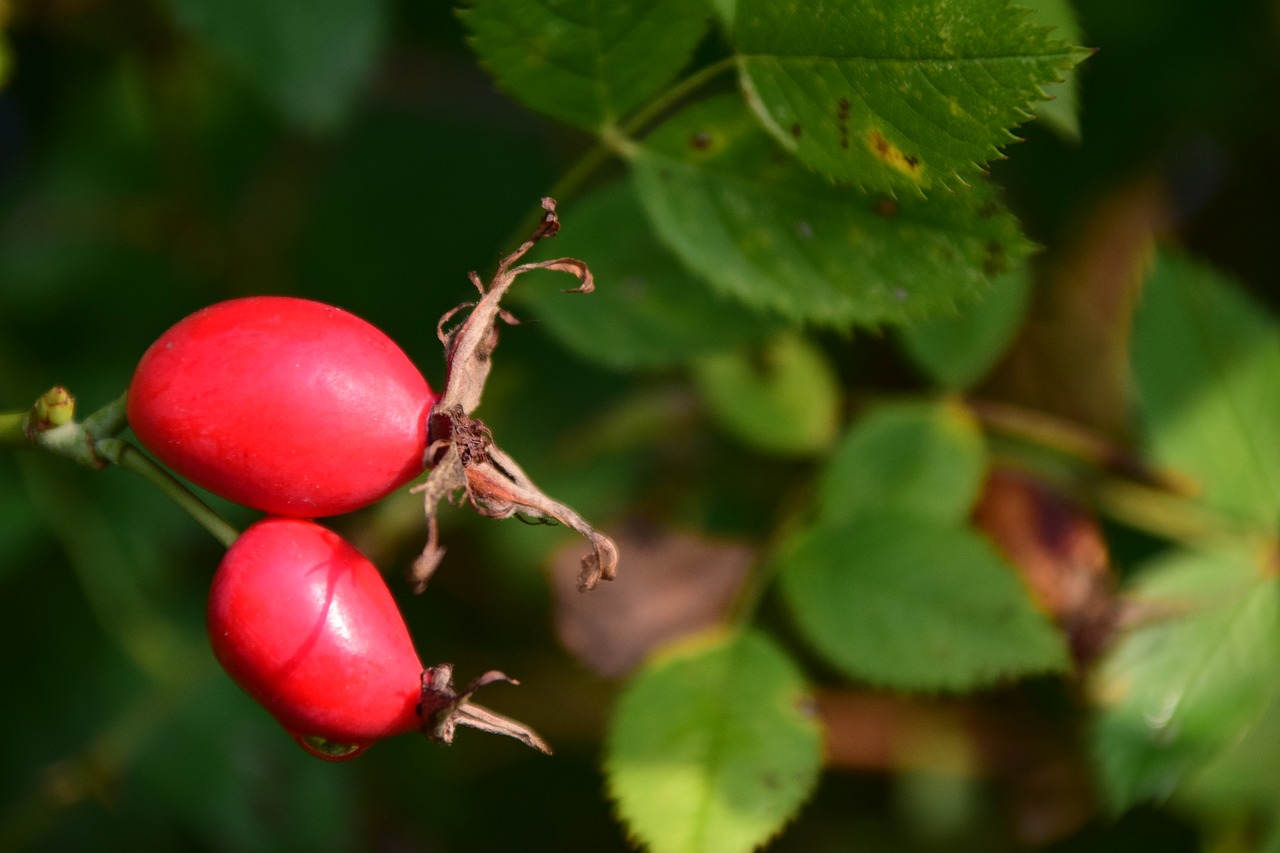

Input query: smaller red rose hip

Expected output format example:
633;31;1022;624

128;296;435;517
208;517;549;759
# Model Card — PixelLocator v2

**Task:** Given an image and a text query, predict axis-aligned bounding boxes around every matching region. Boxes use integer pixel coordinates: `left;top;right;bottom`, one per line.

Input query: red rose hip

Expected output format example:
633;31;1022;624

209;517;423;755
209;517;552;760
128;296;434;517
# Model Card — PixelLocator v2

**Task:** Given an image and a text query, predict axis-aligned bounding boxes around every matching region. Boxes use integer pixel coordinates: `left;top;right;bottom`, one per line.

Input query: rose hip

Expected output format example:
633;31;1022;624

128;296;434;517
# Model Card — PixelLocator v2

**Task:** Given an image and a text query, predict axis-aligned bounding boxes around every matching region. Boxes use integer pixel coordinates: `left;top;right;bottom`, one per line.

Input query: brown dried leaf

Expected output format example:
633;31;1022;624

548;521;754;678
972;467;1117;662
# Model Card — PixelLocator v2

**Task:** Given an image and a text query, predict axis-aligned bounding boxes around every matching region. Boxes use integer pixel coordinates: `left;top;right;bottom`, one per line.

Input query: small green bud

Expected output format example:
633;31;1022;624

32;387;76;430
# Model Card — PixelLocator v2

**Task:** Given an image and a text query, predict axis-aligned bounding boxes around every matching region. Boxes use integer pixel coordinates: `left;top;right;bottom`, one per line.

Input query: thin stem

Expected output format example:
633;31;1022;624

500;55;741;245
969;398;1191;493
0;410;26;445
616;55;739;140
2;389;239;549
82;390;129;439
97;439;240;548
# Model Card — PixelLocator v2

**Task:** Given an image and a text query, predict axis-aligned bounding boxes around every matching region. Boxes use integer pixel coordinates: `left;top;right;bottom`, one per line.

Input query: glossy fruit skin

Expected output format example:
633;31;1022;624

208;517;423;755
128;296;434;517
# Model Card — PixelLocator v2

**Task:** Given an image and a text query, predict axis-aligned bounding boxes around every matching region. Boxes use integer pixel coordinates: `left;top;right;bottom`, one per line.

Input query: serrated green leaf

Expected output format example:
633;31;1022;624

819;399;987;525
1016;0;1086;141
606;629;823;853
522;181;779;369
898;269;1031;389
163;0;387;129
461;0;709;132
629;95;1035;327
1132;250;1280;531
777;514;1069;690
693;333;841;457
732;0;1086;192
1091;546;1280;811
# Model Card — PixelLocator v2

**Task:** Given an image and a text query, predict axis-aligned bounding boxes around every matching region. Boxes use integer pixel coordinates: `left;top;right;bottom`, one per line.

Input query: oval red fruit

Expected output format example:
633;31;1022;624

128;296;434;517
208;517;423;757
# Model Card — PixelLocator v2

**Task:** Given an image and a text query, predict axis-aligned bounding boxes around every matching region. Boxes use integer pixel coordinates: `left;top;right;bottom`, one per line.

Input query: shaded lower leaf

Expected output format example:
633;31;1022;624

819;398;987;526
898;270;1031;390
606;629;823;853
692;333;841;457
1090;546;1280;811
522;181;778;370
777;514;1069;690
629;95;1034;327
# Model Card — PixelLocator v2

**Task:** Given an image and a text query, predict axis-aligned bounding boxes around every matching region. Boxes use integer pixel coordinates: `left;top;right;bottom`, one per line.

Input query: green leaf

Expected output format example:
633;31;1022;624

898;269;1032;389
1181;693;1280;825
1091;546;1280;811
693;333;841;457
732;0;1087;192
163;0;387;129
461;0;709;132
819;399;987;526
1132;250;1280;531
629;95;1035;327
1016;0;1086;141
710;0;737;29
777;514;1069;690
522;181;779;369
606;629;823;853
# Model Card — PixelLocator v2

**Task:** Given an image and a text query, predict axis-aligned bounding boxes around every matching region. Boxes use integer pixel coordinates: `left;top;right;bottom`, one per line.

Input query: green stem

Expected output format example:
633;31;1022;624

82;390;129;439
616;55;739;141
2;389;240;548
96;438;240;549
502;55;741;245
0;410;26;445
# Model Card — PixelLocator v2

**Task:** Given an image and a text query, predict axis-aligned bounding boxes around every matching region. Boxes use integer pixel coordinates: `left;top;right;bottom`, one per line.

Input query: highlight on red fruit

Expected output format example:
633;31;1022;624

208;517;424;756
208;517;552;760
127;296;435;517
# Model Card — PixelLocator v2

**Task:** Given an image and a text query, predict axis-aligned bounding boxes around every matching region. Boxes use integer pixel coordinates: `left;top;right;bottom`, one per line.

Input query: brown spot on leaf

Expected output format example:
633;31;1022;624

873;196;898;218
691;131;712;150
979;200;1001;218
790;122;802;138
865;129;924;180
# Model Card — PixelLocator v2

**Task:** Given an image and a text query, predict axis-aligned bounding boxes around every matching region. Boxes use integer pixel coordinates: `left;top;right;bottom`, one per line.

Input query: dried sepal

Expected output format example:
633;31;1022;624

419;663;551;754
435;197;593;419
409;198;619;593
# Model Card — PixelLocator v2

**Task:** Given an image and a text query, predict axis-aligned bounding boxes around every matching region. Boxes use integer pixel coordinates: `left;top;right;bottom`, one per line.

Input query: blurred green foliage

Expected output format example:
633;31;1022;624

2;1;1280;851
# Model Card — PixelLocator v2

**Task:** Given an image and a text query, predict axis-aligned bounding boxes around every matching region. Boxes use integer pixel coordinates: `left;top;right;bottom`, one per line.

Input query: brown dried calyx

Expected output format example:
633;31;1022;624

419;663;551;754
409;198;619;593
